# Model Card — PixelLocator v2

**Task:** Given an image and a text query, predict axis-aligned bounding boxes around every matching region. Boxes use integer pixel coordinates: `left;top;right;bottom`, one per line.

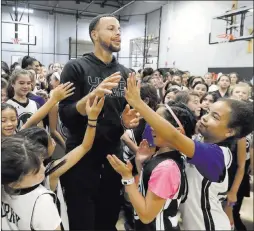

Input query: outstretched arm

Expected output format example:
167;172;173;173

21;83;74;130
107;155;167;224
125;74;195;157
48;104;66;149
124;74;225;183
59;62;121;129
48;96;105;191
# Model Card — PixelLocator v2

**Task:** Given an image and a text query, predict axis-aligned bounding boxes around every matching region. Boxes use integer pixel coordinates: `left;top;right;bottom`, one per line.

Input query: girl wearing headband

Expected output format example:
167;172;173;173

107;101;196;230
108;73;253;230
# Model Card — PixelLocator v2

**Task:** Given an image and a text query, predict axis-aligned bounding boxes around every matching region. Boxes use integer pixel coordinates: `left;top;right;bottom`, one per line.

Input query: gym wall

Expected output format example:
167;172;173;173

2;1;253;76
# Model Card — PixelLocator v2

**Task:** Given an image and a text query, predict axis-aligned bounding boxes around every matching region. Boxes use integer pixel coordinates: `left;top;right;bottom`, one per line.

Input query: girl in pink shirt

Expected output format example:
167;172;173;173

107;102;196;231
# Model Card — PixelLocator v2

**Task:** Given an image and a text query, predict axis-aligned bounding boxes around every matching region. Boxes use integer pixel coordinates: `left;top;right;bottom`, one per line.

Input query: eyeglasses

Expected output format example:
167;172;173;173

164;104;186;135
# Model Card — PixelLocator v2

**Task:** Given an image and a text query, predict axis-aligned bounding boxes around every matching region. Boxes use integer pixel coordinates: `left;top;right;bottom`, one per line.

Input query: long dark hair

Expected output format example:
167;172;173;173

21;56;37;69
1;136;46;195
162;102;197;138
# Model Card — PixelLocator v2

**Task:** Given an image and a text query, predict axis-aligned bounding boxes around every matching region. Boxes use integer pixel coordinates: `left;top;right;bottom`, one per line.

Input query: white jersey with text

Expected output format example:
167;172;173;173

1;184;61;230
180;146;232;230
6;98;38;131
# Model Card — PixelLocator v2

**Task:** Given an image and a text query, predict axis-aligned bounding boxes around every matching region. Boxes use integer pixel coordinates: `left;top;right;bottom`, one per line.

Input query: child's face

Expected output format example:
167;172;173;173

41;67;47;77
1;88;8;103
164;92;176;104
218;76;230;89
204;75;212;86
12;74;31;97
196;101;234;143
172;76;182;85
1;108;18;136
182;75;188;84
194;83;207;98
53;63;61;73
50;75;60;89
230;74;238;85
32;61;41;74
201;94;214;111
232;86;249;101
187;95;201;117
11;162;46;189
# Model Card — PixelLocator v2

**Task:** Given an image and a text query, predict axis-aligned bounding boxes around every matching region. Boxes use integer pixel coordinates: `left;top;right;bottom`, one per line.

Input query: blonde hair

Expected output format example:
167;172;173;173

230;83;250;96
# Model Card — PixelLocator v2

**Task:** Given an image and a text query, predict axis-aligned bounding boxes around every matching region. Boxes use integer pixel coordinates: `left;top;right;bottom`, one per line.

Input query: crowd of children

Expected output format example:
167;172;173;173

1;55;253;231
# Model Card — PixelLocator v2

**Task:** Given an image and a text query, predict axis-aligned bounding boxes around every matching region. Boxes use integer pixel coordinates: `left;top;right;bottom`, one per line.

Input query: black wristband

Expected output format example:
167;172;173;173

87;123;97;128
88;118;97;122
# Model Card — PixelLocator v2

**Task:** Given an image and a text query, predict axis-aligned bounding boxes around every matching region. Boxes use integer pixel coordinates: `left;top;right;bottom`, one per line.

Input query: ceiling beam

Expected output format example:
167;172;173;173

112;0;135;15
3;1;101;15
80;0;119;8
78;0;94;17
2;1;130;21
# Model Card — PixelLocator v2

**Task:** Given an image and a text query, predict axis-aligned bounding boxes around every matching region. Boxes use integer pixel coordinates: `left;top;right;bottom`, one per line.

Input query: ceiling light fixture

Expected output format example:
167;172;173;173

12;7;34;14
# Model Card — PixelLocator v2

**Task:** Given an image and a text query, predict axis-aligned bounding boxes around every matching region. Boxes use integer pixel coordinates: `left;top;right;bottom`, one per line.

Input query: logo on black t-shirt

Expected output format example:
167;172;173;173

88;76;125;97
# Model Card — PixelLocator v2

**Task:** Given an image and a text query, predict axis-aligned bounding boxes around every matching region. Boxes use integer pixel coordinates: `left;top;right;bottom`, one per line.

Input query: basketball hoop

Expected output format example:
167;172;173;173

216;34;235;43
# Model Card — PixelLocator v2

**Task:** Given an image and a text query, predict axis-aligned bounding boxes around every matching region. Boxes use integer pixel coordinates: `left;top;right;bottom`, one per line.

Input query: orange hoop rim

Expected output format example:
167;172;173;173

216;34;235;41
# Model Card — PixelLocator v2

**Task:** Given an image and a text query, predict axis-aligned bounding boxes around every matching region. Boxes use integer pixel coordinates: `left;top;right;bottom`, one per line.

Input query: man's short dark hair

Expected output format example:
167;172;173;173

89;14;116;43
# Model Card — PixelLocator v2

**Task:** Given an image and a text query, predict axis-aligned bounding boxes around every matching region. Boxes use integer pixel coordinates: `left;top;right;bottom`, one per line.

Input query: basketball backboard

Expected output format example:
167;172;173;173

209;6;253;44
1;20;36;45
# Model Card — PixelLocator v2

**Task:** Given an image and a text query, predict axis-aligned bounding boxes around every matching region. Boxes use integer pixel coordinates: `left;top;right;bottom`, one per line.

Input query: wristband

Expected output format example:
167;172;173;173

88;118;97;122
121;177;135;186
87;123;97;128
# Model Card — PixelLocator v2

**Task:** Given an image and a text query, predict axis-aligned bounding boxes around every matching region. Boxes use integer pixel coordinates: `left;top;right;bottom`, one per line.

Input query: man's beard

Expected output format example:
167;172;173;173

99;37;121;53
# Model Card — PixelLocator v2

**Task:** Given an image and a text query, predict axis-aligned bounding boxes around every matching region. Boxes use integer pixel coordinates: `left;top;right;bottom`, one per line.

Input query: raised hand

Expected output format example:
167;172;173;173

92;72;121;98
86;96;105;120
136;139;154;164
122;104;140;129
51;82;75;102
107;154;133;179
124;72;142;108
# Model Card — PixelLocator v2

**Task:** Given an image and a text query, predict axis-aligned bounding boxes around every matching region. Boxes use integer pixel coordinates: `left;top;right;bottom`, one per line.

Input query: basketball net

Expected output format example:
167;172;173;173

12;38;21;48
217;34;235;43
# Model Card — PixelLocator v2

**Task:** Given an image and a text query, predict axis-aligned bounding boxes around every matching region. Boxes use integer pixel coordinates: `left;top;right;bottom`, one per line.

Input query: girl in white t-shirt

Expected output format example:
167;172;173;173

17;96;104;230
1;136;61;230
6;69;41;131
1;82;74;138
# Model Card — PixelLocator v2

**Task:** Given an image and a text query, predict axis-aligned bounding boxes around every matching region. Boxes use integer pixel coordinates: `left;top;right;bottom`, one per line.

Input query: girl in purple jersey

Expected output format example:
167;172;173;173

107;73;253;231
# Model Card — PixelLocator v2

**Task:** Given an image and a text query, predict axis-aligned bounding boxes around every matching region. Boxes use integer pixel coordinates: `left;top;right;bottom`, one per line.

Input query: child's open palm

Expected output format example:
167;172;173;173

86;96;105;120
107;155;133;179
136;139;154;164
51;82;75;102
125;72;142;109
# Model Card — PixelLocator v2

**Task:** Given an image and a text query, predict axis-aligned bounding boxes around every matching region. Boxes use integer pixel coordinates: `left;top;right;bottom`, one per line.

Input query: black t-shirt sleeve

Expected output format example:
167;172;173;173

58;61;85;130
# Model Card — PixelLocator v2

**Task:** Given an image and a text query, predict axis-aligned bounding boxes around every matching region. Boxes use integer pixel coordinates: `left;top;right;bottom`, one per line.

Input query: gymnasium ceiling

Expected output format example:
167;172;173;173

2;0;167;17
